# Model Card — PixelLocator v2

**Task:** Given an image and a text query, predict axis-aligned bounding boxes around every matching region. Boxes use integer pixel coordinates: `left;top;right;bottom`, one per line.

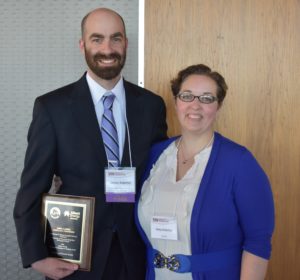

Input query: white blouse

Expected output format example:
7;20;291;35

138;141;212;279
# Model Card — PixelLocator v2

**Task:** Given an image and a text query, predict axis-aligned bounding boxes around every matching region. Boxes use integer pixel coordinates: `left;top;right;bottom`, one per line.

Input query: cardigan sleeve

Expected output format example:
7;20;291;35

233;149;275;259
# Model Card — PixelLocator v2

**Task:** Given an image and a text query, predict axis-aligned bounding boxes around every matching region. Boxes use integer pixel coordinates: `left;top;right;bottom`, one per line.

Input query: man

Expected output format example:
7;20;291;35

14;8;167;280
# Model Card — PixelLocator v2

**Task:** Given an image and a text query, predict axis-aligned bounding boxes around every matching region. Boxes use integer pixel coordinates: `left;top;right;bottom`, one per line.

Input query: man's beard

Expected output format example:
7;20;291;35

84;49;126;80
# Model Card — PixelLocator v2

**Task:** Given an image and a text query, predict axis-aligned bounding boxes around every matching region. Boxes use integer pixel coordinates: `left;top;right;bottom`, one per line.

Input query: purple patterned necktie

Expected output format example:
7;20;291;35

101;93;119;167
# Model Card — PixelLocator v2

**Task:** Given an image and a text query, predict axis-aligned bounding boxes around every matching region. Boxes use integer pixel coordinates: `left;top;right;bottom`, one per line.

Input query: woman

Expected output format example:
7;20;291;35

135;64;274;279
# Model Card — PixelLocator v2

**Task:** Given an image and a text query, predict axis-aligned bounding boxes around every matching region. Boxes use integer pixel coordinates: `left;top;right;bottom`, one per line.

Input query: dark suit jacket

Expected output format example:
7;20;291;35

13;74;167;279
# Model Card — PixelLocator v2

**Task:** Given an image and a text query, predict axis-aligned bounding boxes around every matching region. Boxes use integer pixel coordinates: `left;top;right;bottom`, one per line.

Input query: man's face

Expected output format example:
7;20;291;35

80;10;128;81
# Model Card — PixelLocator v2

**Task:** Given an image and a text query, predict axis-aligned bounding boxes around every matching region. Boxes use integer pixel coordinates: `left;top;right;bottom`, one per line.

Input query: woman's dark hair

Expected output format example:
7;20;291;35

170;64;228;104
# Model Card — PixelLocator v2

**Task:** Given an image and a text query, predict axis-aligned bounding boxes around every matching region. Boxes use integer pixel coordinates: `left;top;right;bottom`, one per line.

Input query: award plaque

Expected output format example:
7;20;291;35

42;194;95;271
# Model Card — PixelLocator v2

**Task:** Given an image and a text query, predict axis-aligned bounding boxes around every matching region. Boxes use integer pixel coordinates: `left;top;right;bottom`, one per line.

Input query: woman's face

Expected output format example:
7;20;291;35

175;74;220;136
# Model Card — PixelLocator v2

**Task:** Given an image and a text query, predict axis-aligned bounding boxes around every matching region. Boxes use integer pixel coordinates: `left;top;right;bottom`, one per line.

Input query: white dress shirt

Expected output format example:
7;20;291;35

86;73;126;164
138;141;212;279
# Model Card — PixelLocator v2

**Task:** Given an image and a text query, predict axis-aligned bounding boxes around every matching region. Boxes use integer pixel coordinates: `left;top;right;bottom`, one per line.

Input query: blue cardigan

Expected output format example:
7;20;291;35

135;132;275;280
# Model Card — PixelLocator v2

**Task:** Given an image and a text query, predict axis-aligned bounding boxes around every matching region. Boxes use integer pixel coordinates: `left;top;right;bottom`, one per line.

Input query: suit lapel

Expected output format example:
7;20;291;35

70;75;106;167
69;77;143;168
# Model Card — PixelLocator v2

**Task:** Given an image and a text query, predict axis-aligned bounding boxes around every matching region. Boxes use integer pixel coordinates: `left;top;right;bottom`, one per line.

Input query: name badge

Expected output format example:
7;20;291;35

105;167;136;203
151;216;178;240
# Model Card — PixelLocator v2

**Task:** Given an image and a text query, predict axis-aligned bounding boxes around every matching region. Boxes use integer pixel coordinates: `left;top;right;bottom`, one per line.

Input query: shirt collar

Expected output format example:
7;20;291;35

86;72;125;106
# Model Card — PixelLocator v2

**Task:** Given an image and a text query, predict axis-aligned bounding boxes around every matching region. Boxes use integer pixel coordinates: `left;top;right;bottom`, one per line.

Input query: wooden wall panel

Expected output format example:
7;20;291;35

144;0;300;278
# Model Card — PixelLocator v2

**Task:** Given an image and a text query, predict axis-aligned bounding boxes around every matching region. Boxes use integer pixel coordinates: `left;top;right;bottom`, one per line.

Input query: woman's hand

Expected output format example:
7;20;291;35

240;251;268;280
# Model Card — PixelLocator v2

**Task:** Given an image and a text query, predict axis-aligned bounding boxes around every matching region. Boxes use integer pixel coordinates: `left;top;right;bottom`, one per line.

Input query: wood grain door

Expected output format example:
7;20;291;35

144;0;300;278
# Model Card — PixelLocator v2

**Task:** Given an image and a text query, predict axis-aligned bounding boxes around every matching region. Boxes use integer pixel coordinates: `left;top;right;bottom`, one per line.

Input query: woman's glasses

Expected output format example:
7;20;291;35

176;91;218;104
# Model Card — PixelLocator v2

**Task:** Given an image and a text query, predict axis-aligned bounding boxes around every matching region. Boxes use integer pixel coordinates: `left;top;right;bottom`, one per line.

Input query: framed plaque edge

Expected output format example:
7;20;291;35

42;193;95;271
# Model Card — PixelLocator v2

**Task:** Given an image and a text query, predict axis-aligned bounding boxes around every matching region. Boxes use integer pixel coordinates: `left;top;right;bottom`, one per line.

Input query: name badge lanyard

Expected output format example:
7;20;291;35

105;101;136;203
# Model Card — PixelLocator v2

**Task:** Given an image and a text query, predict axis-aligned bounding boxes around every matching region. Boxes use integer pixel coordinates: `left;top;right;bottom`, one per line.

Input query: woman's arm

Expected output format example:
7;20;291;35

240;251;268;280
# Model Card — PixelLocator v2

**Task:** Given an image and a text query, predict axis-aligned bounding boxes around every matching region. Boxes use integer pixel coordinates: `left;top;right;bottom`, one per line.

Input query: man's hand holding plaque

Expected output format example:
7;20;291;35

32;257;79;280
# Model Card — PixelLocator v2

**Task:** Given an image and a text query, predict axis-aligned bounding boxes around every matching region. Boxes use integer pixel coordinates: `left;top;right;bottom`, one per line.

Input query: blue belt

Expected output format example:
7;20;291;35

148;246;242;273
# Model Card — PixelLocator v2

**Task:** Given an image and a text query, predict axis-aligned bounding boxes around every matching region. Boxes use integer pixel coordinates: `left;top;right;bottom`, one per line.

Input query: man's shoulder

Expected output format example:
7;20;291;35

123;80;163;102
37;75;87;102
40;83;75;99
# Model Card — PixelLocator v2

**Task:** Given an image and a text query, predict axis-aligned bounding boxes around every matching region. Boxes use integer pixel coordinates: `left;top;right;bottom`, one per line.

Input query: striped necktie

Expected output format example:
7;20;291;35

101;93;119;167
